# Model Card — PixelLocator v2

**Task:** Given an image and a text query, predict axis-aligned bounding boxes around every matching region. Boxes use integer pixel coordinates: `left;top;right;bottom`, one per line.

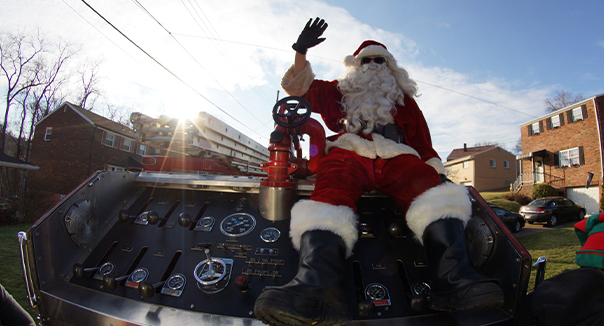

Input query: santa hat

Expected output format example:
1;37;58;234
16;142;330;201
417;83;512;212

575;212;604;269
344;40;394;68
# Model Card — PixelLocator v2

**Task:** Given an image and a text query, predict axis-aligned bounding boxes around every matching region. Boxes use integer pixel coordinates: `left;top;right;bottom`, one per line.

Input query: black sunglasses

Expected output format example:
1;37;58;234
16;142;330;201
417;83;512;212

361;57;386;65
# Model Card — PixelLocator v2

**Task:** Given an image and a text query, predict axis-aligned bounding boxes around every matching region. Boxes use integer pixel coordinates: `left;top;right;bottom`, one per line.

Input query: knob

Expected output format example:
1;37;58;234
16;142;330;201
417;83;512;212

387;222;403;238
235;275;250;293
119;209;131;222
178;212;192;227
73;263;98;279
139;281;165;299
103;274;129;291
145;211;161;225
410;294;429;313
357;300;376;317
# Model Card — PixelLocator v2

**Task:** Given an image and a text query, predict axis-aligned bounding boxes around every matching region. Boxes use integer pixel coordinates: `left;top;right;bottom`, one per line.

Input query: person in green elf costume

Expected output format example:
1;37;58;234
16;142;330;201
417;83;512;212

514;213;604;326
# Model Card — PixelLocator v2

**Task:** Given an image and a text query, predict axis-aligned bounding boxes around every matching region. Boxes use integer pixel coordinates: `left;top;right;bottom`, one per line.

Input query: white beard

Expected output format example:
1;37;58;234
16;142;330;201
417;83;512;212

337;63;405;134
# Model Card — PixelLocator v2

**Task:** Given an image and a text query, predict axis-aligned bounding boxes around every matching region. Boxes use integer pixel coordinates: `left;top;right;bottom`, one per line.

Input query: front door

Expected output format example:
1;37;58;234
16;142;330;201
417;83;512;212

534;157;544;183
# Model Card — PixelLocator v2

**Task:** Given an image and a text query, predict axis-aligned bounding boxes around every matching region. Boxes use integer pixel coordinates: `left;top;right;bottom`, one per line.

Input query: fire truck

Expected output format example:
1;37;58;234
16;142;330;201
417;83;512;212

18;97;531;325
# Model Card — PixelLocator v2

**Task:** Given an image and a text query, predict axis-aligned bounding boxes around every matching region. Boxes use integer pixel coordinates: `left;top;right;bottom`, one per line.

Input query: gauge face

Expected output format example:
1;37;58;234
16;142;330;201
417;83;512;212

220;213;256;237
98;262;115;276
200;216;215;228
166;274;186;290
260;227;281;243
411;282;431;296
130;268;149;283
365;283;387;300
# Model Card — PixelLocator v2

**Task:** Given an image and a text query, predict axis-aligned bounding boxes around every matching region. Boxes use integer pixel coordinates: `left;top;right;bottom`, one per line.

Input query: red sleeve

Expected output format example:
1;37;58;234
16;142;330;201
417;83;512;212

302;79;345;133
396;96;441;162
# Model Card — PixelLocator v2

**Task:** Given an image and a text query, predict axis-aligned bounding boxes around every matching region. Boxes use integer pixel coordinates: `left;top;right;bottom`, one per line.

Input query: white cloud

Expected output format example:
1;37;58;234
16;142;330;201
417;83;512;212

1;0;553;156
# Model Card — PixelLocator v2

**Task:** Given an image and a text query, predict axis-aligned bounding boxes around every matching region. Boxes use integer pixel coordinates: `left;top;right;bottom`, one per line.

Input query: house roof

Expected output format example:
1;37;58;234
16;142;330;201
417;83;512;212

0;153;39;170
446;145;497;162
37;102;136;138
519;93;604;127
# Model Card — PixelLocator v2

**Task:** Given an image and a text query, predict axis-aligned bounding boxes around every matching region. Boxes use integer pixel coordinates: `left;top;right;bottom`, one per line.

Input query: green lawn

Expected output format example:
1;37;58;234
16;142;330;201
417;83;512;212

0;224;39;319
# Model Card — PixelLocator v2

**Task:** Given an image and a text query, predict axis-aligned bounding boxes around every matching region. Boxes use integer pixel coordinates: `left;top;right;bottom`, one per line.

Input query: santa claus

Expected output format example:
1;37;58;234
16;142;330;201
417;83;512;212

254;18;503;326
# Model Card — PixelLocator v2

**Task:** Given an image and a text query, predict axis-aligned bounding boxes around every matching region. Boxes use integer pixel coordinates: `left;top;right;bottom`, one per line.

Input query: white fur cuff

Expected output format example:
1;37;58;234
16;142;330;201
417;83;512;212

290;200;358;257
405;183;471;244
425;157;446;175
281;61;315;96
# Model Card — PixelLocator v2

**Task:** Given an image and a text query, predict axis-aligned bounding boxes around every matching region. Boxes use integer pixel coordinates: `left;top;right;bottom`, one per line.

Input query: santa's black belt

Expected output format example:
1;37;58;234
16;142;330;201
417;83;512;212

374;124;405;144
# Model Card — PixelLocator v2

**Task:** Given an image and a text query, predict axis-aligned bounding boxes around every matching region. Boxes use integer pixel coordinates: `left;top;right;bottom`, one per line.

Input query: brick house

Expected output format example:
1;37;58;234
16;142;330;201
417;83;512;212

513;94;603;215
30;102;149;195
444;144;517;191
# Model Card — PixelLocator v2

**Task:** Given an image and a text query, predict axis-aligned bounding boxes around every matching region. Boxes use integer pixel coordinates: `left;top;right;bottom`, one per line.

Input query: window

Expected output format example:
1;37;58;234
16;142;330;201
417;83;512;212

103;132;115;147
550;115;560;128
122;139;132;152
106;164;124;172
571;107;583;121
489;160;496;168
531;122;541;134
463;161;469;169
558;147;581;167
137;144;147;155
503;160;510;169
44;127;52;141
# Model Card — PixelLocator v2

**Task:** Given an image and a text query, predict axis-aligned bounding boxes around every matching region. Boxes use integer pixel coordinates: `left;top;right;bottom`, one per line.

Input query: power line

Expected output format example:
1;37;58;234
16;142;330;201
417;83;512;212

129;0;271;132
173;32;538;119
79;0;267;140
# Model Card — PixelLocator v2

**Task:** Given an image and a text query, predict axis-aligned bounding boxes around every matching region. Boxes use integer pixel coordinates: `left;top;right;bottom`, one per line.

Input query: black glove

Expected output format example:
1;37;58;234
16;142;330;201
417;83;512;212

292;17;328;55
439;174;454;184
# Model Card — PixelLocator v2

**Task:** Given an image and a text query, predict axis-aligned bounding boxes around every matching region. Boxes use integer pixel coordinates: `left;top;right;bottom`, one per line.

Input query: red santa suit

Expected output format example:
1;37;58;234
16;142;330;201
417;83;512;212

282;41;471;257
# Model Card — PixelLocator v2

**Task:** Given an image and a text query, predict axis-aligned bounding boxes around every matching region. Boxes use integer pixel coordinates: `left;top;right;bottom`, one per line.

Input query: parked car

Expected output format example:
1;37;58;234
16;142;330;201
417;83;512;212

490;205;525;233
519;197;586;227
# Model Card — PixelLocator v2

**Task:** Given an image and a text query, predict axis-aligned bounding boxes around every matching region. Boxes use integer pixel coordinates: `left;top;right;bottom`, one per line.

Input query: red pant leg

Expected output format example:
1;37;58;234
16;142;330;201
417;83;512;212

310;148;374;211
374;154;442;214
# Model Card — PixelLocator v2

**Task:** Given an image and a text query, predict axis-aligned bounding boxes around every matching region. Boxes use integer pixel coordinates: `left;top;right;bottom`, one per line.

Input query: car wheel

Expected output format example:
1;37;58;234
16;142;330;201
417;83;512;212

547;215;558;227
512;220;522;233
577;211;585;221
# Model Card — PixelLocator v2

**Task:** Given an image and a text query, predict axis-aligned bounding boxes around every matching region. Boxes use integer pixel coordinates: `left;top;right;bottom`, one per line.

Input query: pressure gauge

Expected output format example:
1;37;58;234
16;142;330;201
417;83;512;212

260;227;281;243
220;213;256;237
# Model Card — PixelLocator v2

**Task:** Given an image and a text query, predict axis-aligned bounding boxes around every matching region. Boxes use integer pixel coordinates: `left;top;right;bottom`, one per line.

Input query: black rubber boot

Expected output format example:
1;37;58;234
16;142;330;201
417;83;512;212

423;218;504;312
254;230;352;326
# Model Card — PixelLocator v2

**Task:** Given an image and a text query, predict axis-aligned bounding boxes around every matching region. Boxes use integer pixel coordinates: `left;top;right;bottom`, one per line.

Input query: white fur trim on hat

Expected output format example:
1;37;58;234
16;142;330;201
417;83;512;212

281;61;315;96
344;45;394;68
290;199;358;257
425;157;446;175
405;183;471;245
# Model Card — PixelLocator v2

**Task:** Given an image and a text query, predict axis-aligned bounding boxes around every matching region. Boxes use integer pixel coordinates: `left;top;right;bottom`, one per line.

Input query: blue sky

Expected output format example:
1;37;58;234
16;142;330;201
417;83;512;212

1;0;603;159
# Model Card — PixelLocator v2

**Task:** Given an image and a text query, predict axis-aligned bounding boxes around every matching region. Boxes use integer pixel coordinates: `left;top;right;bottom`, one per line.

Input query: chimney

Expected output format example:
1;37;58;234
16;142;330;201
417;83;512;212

464;143;467;151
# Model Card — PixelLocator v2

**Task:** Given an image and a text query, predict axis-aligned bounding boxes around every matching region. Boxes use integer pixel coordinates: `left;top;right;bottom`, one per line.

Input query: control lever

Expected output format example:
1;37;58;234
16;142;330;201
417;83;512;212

119;210;162;225
73;263;99;279
178;212;192;227
103;273;130;290
533;256;547;289
139;281;165;299
73;262;114;279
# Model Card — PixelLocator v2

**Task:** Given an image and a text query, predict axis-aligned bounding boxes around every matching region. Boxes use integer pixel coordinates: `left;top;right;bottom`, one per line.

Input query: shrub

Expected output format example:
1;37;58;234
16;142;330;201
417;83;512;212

503;193;532;205
489;199;521;213
532;184;559;199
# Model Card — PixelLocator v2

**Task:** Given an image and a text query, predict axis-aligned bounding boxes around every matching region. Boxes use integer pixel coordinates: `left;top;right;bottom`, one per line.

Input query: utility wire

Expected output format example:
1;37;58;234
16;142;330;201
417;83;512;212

173;32;538;119
79;0;265;139
130;0;271;131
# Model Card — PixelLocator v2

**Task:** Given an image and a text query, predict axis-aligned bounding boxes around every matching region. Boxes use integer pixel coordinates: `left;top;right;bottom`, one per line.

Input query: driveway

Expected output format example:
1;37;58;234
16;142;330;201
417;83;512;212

515;220;572;237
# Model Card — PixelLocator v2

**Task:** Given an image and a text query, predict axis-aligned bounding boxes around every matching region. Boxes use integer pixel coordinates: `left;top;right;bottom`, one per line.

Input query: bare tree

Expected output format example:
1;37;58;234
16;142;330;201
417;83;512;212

77;59;103;110
0;31;46;153
544;90;585;113
103;103;133;127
